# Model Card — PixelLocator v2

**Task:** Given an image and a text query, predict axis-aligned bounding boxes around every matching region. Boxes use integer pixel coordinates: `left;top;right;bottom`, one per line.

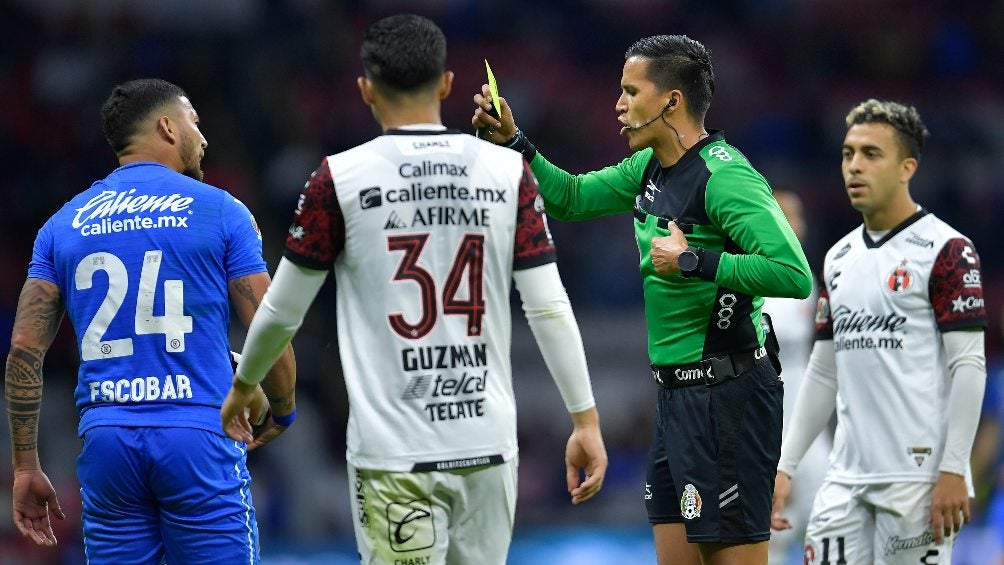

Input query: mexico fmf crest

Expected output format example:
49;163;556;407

680;483;702;520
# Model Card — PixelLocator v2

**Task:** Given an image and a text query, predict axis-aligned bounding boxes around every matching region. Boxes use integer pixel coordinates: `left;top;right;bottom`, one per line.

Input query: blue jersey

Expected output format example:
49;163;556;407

28;162;266;436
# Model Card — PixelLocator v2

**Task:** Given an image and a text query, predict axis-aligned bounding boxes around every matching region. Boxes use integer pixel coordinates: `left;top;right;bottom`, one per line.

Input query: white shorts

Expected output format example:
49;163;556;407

347;458;518;565
804;480;956;565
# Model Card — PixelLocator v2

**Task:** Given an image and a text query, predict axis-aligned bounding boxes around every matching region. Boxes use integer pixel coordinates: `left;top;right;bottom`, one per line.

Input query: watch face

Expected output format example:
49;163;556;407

679;250;698;272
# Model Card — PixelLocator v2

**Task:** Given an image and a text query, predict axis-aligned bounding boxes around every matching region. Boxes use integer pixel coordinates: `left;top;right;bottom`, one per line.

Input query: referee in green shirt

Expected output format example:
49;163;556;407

474;34;811;565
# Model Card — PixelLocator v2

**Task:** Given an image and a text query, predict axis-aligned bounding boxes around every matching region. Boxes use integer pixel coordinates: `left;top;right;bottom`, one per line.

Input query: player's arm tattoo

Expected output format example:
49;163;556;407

229;272;296;411
5;279;64;455
265;389;295;413
229;276;261;312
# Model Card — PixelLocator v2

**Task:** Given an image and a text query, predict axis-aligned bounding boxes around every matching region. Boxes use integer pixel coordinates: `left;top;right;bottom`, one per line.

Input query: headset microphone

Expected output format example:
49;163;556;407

622;98;675;132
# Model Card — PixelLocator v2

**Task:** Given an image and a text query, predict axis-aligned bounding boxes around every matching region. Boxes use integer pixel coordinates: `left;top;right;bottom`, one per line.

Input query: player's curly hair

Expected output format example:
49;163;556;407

845;99;929;159
101;79;188;154
625;35;715;120
361;14;446;96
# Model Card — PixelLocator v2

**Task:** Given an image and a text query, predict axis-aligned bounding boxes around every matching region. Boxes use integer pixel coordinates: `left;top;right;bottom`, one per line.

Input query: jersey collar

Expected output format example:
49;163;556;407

663;129;725;170
860;208;930;249
385;125;461;136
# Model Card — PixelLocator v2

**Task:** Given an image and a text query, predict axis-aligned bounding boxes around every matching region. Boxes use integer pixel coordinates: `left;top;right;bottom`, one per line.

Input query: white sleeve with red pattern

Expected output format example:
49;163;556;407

939;330;987;475
777;339;837;476
236;258;328;385
513;263;595;413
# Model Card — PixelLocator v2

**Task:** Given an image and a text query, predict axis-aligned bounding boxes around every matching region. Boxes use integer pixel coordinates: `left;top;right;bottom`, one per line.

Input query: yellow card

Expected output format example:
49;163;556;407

485;59;500;117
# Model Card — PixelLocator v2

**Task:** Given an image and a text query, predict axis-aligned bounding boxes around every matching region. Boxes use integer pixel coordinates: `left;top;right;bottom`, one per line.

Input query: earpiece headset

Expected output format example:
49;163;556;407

623;96;676;131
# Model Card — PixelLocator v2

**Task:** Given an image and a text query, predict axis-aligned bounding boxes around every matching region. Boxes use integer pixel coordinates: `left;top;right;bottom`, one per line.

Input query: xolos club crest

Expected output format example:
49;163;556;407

886;260;914;293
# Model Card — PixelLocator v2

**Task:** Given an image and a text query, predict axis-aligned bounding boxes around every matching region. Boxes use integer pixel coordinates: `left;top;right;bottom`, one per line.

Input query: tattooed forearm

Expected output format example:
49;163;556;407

260;348;296;413
5;278;62;458
6;346;44;453
17;278;64;346
264;390;296;413
229;272;296;412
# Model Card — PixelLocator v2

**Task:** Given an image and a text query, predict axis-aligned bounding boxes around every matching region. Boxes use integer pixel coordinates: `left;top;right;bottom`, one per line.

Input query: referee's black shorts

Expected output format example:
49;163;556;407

644;358;783;543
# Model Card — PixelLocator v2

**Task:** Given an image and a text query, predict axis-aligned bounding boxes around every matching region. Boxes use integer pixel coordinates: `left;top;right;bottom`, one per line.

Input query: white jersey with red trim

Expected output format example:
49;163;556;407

815;209;985;484
283;128;556;472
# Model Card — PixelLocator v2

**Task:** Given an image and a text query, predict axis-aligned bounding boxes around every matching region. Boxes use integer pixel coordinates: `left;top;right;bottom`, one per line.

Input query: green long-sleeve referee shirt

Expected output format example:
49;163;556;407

530;130;812;366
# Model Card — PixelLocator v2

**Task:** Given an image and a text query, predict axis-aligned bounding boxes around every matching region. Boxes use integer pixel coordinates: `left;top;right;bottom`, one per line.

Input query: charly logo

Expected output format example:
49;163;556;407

680;483;702;520
886;260;913;293
962;245;976;265
72;189;193;228
708;145;733;162
644;180;661;202
387;499;435;552
359;187;382;209
651;368;665;387
827;268;842;290
716;293;737;329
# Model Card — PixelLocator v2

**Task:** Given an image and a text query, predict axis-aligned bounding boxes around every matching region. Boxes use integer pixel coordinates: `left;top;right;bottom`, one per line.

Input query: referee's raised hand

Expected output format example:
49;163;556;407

472;84;517;145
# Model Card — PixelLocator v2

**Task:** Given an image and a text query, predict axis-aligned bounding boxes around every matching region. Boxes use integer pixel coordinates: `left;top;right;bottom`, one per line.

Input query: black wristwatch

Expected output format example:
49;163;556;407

677;246;702;277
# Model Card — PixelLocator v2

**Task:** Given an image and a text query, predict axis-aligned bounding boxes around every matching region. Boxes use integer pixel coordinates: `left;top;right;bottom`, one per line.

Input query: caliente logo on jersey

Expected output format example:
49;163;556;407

359;186;382;209
72;189;194;236
73;189;193;227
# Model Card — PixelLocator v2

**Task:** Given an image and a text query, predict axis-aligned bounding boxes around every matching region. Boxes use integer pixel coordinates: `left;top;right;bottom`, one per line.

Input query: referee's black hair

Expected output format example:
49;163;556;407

101;78;188;154
626;35;714;120
361;14;446;95
845;99;929;160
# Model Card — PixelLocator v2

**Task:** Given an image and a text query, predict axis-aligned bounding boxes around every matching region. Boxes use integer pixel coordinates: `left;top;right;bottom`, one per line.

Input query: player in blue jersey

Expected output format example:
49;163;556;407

5;78;296;564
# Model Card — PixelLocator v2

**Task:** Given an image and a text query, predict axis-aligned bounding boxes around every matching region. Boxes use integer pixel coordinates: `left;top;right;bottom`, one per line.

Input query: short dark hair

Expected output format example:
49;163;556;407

625;35;714;119
360;14;446;94
101;79;188;154
845;99;929;159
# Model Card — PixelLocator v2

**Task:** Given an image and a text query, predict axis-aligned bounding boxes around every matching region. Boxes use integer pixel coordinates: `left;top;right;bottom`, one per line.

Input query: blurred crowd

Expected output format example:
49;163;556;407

1;0;1003;563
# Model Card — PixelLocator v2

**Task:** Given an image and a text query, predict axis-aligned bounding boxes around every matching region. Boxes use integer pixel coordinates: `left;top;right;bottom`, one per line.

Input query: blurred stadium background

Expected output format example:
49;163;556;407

1;1;1003;563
